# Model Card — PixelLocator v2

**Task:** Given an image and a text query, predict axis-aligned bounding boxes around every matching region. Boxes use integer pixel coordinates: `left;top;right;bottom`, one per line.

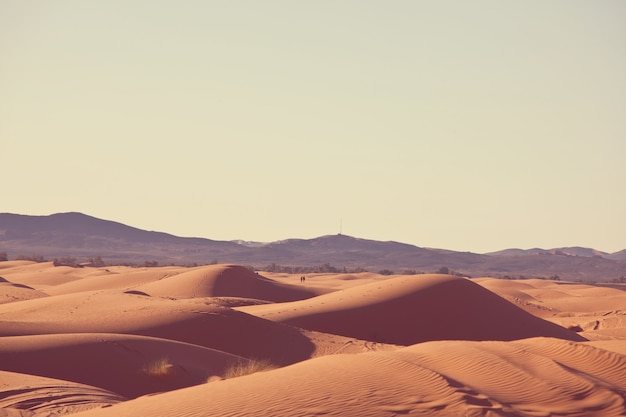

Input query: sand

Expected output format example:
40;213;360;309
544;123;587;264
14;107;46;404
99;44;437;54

1;261;625;416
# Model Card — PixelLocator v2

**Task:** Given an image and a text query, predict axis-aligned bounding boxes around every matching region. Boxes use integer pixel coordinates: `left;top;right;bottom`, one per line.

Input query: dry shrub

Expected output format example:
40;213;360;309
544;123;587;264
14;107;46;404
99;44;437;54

142;357;176;379
222;358;276;380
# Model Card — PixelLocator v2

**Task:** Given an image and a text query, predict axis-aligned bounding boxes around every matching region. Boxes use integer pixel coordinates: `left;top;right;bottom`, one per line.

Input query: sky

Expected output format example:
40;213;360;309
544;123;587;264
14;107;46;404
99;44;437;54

1;1;625;254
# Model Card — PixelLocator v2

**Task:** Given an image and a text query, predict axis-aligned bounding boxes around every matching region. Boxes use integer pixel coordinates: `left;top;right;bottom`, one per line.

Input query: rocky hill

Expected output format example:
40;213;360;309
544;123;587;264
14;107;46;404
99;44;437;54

1;212;624;282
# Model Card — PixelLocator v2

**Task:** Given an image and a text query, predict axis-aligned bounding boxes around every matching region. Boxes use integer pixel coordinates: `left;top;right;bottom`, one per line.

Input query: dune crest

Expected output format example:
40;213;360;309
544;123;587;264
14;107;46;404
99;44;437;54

134;264;330;301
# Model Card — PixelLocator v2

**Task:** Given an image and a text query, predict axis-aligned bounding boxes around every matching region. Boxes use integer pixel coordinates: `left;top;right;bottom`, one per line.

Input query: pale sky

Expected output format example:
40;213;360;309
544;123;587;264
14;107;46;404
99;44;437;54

1;1;625;254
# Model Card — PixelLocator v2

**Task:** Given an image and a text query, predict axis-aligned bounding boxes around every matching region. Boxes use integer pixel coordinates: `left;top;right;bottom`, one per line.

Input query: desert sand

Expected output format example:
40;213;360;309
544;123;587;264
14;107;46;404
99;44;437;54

1;261;625;416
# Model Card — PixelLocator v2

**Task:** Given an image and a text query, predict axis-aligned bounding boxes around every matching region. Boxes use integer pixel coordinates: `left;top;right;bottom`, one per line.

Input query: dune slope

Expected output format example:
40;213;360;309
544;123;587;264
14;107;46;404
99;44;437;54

0;290;316;366
0;370;124;416
239;274;585;345
0;333;246;398
71;337;626;417
0;278;48;304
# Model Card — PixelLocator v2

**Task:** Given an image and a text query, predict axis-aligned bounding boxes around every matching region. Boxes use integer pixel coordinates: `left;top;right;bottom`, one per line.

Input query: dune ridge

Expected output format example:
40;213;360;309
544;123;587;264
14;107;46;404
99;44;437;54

133;264;330;301
239;274;585;344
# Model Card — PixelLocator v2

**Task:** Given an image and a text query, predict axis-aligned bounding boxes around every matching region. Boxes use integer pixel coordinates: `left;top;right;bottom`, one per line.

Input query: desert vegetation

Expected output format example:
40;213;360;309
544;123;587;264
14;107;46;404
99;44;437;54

221;359;276;380
15;254;47;262
141;357;177;379
262;263;368;274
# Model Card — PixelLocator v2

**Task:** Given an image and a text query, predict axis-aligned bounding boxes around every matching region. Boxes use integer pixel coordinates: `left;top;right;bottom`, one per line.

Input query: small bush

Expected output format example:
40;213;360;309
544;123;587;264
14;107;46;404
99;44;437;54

142;357;176;379
222;358;276;380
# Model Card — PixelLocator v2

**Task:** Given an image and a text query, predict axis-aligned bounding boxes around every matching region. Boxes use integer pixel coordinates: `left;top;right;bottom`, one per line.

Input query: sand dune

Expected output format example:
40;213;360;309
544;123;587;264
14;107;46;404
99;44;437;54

264;271;388;290
19;263;331;302
0;290;318;366
1;262;626;416
239;274;585;344
43;266;186;295
134;264;330;301
476;278;626;341
70;337;626;417
477;278;626;315
0;370;124;416
0;278;47;304
0;266;84;290
0;333;245;398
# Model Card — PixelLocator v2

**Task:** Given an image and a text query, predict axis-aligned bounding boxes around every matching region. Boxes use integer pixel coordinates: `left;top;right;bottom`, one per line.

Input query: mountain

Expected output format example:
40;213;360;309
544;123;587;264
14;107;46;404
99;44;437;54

0;212;244;264
607;249;626;261
1;212;625;282
486;248;548;257
487;247;609;258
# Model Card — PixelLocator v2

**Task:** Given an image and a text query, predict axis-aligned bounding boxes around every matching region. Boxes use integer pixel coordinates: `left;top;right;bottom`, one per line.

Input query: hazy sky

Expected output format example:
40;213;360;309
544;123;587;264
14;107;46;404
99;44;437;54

1;1;625;253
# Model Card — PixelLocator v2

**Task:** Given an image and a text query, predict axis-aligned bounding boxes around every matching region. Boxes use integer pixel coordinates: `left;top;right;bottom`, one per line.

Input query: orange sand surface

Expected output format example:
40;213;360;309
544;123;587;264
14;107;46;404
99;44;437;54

1;261;625;416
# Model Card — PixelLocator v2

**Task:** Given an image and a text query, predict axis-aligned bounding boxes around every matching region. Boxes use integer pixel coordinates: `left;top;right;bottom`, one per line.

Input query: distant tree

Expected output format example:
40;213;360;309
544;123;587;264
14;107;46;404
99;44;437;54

436;266;449;275
378;269;394;276
0;252;7;262
84;256;105;267
92;256;105;267
16;254;46;262
264;263;279;272
144;260;159;267
53;256;77;267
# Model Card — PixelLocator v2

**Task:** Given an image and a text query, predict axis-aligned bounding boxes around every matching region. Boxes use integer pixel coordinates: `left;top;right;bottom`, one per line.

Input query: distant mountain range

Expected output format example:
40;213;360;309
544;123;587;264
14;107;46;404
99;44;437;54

1;212;625;282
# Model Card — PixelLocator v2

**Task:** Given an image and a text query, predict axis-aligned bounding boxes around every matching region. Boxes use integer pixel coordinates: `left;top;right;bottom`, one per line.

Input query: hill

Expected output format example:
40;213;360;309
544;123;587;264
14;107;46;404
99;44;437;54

1;212;625;281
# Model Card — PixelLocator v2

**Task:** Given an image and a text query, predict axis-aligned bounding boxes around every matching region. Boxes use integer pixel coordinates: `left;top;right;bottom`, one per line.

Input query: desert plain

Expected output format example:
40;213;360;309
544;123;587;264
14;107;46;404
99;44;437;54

1;260;626;416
